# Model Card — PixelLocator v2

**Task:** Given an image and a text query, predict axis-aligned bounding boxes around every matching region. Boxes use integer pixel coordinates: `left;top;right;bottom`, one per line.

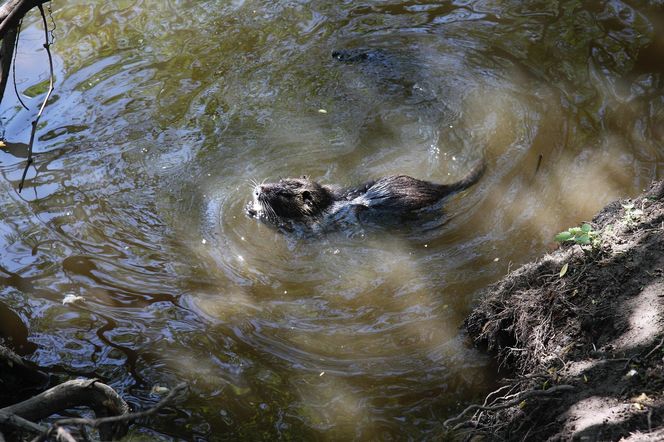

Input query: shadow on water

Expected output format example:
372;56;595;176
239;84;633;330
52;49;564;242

0;0;662;439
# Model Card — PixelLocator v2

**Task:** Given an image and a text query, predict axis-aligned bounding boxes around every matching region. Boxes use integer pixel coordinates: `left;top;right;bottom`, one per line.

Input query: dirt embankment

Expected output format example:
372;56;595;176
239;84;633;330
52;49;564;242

455;181;664;441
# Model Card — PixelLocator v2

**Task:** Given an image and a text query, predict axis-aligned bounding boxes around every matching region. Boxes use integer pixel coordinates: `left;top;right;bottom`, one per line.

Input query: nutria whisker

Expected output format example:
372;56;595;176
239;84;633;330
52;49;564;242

246;178;258;190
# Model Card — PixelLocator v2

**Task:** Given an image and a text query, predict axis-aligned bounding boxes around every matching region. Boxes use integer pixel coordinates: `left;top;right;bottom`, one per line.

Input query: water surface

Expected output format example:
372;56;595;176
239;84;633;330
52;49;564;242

0;0;662;439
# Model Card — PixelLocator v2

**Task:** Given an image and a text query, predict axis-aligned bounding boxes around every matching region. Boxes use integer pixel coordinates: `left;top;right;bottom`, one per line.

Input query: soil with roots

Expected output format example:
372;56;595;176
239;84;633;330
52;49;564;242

462;181;664;441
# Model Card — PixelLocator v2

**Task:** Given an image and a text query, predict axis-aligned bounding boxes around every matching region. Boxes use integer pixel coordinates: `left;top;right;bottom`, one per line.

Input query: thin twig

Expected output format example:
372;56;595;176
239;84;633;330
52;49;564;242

643;335;664;360
443;385;574;429
534;153;543;175
19;3;54;192
46;0;55;42
11;18;29;110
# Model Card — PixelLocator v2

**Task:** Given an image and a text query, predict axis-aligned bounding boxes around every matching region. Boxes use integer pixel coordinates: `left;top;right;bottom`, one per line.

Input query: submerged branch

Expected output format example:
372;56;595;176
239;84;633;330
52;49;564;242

0;411;47;434
30;382;188;441
1;379;130;440
50;382;188;429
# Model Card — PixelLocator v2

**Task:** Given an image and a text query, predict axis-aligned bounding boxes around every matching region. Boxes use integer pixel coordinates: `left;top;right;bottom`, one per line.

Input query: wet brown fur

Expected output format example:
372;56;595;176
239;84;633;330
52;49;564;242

246;161;485;229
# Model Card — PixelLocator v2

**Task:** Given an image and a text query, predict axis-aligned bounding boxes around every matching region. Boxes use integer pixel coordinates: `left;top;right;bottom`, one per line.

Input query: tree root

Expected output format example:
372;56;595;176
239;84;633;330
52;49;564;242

444;384;574;430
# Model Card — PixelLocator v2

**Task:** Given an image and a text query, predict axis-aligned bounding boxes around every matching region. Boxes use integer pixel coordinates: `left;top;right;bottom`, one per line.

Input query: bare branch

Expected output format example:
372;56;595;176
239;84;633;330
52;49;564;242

0;411;47;433
643;335;664;360
0;380;187;441
12;18;29;110
0;0;50;40
53;382;188;428
1;379;130;440
25;382;187;442
0;23;16;103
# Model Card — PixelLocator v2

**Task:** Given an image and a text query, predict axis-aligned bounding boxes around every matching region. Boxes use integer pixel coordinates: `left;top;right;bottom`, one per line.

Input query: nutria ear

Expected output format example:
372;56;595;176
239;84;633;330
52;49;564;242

302;190;312;202
302;175;308;179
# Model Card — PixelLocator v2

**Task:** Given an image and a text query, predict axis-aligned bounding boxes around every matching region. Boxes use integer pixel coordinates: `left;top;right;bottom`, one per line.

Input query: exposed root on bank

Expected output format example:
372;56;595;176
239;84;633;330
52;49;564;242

462;181;664;440
444;384;574;430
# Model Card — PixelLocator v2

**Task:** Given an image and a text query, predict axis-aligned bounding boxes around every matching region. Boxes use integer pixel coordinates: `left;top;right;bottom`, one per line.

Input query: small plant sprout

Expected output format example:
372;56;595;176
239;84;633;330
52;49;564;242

622;203;644;225
554;223;599;246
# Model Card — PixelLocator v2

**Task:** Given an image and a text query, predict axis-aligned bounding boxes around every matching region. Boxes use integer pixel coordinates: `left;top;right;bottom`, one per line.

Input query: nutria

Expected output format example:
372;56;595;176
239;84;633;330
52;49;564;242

331;48;388;64
245;161;485;231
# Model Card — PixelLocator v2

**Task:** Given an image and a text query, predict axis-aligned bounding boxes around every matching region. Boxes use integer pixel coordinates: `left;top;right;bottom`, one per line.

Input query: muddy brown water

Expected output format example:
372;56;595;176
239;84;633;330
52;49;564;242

0;1;662;439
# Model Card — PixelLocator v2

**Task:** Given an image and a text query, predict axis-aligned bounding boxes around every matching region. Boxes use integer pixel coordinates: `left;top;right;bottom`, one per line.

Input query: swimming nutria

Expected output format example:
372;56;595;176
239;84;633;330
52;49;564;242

331;48;388;64
246;161;485;231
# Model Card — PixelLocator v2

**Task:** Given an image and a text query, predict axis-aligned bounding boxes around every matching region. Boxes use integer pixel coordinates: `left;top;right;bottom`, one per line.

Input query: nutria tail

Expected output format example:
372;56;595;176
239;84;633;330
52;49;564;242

443;160;486;194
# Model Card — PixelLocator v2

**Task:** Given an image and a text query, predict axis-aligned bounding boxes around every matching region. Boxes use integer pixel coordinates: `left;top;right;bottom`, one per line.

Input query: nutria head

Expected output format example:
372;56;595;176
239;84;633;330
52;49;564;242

246;177;335;226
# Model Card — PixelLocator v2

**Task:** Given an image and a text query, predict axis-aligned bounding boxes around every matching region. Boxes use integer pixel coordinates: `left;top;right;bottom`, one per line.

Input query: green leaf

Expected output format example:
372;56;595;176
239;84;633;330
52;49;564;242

581;224;591;233
569;227;582;235
555;231;573;242
577;234;590;244
23;79;50;98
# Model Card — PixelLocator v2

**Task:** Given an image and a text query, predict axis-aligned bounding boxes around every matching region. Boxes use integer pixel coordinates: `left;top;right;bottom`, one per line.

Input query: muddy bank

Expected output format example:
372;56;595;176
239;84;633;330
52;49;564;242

458;181;664;441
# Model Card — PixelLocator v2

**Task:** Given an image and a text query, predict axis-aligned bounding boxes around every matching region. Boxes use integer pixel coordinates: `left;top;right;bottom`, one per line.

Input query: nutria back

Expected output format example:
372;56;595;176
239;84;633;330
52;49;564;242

356;161;485;212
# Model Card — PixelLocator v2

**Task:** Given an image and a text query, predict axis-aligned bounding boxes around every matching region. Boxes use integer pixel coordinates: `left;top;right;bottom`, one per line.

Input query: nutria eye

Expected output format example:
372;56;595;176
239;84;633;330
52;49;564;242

302;190;312;202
